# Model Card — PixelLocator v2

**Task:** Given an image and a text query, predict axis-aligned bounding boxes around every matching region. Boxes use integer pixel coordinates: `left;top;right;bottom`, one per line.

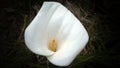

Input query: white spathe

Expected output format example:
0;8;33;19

24;2;89;66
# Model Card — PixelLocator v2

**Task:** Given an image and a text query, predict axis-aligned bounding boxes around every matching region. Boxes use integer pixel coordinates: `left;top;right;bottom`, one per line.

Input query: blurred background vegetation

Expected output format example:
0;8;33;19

0;0;119;68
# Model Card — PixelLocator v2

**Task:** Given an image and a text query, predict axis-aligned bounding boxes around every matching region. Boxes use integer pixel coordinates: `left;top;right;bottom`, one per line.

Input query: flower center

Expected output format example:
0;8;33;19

49;38;57;52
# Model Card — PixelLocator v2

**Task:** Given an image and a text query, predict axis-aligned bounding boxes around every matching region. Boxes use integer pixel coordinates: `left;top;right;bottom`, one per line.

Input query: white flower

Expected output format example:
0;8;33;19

24;2;89;66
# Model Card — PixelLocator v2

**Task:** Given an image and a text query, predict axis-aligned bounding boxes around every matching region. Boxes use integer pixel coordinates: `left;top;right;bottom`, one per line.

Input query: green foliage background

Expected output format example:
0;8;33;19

0;0;119;68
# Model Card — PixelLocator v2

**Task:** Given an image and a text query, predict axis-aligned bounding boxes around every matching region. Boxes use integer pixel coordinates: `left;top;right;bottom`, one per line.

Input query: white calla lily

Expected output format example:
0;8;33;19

24;2;89;66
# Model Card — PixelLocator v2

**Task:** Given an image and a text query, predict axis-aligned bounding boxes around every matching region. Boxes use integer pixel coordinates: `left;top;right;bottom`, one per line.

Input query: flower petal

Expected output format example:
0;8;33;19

25;1;89;66
46;2;89;66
